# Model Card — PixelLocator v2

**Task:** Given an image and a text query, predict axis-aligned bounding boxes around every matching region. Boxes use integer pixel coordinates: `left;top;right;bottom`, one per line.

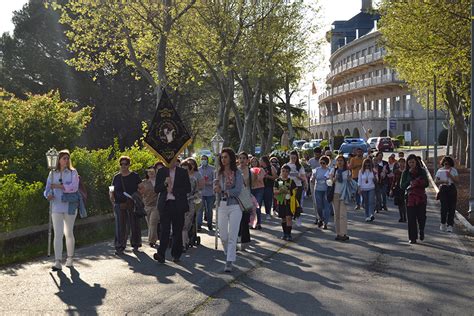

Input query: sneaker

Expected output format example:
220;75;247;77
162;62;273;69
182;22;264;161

409;240;417;244
323;224;328;230
335;235;344;241
224;262;233;272
317;220;323;228
383;206;388;211
365;217;371;222
52;260;62;271
153;253;165;263
440;223;447;232
354;205;361;210
287;235;293;241
370;215;375;221
65;257;73;268
342;235;350;241
447;225;453;232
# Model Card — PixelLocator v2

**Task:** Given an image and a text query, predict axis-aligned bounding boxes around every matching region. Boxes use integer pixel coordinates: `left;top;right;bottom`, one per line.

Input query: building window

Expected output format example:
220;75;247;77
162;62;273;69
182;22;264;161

351;53;355;61
368;46;373;54
362;49;367;57
356;51;360;59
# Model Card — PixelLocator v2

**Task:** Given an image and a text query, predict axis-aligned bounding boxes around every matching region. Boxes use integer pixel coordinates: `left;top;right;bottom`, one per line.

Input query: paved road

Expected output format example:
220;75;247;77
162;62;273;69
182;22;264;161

1;186;473;315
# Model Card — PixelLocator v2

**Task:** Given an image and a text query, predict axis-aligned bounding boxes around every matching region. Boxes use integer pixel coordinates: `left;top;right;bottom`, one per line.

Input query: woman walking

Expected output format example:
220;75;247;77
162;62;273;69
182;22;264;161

391;158;407;223
287;150;307;222
358;158;377;222
44;149;80;271
250;156;265;229
238;152;252;251
401;154;429;244
214;148;243;272
312;156;331;229
260;156;277;219
138;165;160;247
435;156;458;233
330;155;351;241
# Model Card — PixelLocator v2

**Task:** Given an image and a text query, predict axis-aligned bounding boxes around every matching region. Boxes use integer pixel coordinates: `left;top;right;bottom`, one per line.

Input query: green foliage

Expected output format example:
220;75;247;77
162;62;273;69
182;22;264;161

0;90;92;182
0;174;47;233
320;139;329;150
333;136;345;151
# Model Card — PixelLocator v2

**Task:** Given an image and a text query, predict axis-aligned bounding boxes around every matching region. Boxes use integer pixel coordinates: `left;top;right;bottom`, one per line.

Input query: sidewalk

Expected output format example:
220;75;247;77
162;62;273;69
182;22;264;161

0;203;317;315
1;190;473;314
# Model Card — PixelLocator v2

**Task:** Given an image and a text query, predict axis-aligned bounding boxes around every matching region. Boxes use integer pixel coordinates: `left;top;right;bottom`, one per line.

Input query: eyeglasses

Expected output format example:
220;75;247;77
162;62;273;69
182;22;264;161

120;163;129;166
320;162;326;165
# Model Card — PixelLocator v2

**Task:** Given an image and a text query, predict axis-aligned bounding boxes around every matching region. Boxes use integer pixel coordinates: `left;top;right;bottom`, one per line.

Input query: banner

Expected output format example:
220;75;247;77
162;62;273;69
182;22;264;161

144;89;192;167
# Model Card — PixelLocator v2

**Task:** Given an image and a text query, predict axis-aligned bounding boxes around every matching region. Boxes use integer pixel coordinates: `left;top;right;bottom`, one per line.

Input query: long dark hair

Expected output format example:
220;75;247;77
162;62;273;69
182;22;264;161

335;155;347;171
260;155;271;168
406;154;423;174
218;147;238;174
290;150;302;171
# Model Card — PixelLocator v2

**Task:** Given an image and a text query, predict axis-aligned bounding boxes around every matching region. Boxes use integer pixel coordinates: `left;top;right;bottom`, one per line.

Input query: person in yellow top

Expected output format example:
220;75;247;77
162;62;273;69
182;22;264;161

274;165;297;241
349;147;364;210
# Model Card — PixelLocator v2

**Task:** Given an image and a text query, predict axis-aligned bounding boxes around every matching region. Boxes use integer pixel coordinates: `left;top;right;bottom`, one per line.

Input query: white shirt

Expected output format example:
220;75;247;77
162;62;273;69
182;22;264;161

287;162;306;187
358;170;376;191
435;167;458;185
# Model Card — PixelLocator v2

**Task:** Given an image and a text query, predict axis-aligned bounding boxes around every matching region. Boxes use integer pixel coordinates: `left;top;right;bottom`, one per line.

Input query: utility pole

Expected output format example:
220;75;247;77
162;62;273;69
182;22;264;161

426;91;429;160
469;2;474;219
434;74;438;176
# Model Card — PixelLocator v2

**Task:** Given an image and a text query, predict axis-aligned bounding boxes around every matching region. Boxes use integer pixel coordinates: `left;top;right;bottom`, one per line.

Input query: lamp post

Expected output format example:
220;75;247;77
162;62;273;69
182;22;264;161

469;2;474;220
210;134;224;249
45;148;59;257
434;74;438;176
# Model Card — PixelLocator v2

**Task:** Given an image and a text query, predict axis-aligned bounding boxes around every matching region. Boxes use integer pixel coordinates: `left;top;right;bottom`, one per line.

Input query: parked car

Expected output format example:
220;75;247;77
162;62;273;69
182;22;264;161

367;137;380;150
338;142;370;159
301;141;319;151
343;138;365;144
376;137;395;152
310;139;323;147
293;140;307;150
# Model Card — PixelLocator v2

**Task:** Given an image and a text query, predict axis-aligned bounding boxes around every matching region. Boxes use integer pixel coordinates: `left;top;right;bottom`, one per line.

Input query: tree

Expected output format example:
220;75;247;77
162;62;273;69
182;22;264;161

379;0;470;165
0;90;91;181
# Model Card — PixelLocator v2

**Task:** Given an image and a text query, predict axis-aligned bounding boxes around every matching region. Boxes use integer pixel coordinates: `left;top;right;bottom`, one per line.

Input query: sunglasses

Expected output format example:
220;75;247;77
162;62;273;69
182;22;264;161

320;162;327;165
120;162;129;166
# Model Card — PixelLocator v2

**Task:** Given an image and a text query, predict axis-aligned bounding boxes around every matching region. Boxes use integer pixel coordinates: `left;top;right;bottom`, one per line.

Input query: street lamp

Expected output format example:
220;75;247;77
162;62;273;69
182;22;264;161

210;133;224;250
45;148;58;257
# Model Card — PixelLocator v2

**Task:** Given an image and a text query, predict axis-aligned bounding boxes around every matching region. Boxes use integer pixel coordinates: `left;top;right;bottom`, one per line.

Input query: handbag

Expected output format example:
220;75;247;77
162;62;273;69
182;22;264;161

119;175;135;211
326;170;335;203
237;187;254;212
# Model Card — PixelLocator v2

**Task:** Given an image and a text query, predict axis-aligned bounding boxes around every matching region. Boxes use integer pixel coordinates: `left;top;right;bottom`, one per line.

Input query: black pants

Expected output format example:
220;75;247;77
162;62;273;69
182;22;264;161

407;204;426;241
114;204;142;251
439;184;457;226
157;200;185;259
238;211;251;243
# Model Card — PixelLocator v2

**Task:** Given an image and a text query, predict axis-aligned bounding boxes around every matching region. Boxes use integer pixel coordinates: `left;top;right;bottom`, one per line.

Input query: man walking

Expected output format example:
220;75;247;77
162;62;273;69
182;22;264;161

154;161;191;263
198;155;216;231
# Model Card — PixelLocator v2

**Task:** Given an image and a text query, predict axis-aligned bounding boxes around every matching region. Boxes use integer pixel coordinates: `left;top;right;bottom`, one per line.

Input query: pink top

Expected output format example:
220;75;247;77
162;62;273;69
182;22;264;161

251;167;265;189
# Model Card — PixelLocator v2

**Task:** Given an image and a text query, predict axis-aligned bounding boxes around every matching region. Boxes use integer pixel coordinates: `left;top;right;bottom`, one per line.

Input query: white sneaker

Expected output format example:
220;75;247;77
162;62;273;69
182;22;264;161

440;223;447;232
446;225;453;232
365;217;371;222
52;260;62;271
66;257;73;267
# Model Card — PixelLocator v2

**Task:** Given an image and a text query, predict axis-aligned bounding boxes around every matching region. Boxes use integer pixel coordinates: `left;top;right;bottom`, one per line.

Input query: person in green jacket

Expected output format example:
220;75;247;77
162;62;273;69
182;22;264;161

400;155;429;244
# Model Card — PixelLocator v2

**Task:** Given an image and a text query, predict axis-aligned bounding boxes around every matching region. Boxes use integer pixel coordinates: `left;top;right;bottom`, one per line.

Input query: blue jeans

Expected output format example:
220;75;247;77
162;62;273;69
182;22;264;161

361;189;375;218
198;195;215;228
315;190;331;224
263;186;274;215
354;178;361;207
251;188;265;225
375;182;387;210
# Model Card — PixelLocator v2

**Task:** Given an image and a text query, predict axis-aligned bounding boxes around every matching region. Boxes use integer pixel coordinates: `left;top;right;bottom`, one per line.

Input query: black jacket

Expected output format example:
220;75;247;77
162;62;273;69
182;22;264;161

155;166;191;212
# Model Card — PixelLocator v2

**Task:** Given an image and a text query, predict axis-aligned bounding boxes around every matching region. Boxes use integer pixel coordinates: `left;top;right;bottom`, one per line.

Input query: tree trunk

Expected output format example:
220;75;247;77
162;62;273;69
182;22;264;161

255;117;265;154
238;75;262;153
216;71;234;146
446;121;451;156
265;91;275;154
231;101;243;139
445;86;467;165
284;74;295;143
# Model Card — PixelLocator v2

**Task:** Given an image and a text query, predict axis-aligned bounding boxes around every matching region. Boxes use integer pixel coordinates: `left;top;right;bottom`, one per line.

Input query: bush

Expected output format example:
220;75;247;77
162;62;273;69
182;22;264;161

0;174;47;233
395;135;405;146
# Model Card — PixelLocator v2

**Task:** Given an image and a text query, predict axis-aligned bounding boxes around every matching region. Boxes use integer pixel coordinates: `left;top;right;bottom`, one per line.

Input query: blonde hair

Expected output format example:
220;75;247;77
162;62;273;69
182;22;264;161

56;149;75;170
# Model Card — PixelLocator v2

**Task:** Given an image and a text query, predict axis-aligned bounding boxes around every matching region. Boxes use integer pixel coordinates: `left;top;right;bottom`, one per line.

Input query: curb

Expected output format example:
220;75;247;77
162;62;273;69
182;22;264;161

421;160;474;234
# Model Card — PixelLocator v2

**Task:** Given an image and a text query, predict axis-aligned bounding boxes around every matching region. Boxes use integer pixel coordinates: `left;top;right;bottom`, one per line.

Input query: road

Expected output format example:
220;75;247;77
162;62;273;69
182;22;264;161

1;185;473;315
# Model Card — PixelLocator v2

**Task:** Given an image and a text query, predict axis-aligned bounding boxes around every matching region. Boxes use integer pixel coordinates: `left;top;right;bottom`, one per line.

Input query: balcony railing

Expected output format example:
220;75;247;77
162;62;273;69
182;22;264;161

315;110;414;125
318;73;403;102
326;50;386;80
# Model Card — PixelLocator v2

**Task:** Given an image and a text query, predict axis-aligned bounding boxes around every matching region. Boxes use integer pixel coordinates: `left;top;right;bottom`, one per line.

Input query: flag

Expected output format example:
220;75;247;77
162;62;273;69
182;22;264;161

311;82;317;95
144;89;192;167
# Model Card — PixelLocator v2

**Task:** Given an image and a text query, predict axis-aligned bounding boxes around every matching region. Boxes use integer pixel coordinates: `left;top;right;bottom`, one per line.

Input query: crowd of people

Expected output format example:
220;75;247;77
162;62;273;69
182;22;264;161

44;146;458;272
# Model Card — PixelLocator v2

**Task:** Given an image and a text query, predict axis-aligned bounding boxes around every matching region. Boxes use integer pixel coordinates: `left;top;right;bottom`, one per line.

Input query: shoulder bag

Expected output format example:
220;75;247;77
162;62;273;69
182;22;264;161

236;169;254;212
120;175;135;211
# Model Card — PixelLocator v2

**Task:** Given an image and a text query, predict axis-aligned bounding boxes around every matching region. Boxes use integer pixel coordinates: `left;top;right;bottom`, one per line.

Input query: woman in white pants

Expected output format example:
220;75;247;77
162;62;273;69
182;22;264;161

214;148;243;272
44;149;79;271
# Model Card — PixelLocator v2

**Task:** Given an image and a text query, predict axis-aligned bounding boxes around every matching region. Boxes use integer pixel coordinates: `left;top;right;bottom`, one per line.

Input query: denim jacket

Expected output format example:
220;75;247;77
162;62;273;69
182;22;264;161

62;192;87;218
217;170;243;206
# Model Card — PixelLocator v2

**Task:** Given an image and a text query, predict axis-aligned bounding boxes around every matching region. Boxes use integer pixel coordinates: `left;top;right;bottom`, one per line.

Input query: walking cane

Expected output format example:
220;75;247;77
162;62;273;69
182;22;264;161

47;170;54;257
214;192;220;250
